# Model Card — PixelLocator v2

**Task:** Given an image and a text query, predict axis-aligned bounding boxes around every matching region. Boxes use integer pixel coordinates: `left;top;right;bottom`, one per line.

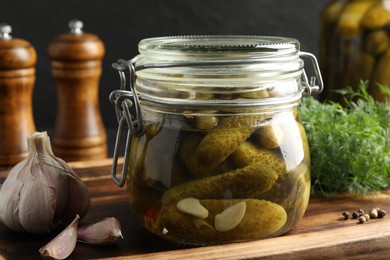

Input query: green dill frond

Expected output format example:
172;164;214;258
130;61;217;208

299;81;390;197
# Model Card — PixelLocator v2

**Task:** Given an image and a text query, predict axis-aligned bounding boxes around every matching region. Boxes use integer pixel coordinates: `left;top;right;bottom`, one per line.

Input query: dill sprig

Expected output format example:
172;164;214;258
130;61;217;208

299;82;390;197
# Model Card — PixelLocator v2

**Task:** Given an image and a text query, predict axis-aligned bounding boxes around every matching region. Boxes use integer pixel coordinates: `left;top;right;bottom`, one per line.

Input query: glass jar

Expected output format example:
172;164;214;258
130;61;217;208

109;35;323;245
320;0;390;102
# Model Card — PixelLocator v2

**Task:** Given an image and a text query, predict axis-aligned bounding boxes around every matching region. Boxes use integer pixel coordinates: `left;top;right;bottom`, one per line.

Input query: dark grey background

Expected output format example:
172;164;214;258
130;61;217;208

1;0;329;131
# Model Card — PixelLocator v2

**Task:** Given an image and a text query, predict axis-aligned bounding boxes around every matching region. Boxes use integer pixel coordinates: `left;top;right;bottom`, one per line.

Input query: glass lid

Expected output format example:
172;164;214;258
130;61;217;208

138;35;300;61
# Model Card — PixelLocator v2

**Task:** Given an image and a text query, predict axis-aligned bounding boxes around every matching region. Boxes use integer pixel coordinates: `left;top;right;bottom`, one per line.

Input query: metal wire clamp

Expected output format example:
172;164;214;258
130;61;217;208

299;51;324;96
109;58;144;187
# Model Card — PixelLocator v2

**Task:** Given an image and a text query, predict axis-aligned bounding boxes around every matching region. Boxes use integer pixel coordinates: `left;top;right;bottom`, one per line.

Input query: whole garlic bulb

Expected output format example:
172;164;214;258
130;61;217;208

0;132;90;234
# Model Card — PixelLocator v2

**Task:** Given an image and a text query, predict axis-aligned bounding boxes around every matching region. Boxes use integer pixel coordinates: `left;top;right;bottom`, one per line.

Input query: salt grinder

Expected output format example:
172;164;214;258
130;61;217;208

48;19;107;161
0;24;37;166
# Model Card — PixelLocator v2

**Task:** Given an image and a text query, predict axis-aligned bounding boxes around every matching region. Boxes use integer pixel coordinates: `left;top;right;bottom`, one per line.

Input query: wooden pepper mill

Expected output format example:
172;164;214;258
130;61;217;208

0;24;37;167
48;19;107;161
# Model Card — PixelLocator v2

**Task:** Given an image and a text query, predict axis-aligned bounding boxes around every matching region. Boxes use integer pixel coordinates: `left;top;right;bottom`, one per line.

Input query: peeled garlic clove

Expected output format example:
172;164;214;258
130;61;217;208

214;202;246;232
177;197;209;219
77;217;123;245
39;215;79;259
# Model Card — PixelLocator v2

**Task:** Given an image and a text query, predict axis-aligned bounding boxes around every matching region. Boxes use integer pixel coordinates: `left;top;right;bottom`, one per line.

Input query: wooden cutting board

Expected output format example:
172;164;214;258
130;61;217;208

1;158;389;259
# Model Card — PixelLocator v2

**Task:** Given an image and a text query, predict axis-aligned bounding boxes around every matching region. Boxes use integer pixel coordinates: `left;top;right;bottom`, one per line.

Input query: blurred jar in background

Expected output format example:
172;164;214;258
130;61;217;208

320;0;390;102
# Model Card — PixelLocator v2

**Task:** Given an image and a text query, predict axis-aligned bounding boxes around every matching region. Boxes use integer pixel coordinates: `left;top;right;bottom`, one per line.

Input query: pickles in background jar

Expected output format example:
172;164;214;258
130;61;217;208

320;0;390;102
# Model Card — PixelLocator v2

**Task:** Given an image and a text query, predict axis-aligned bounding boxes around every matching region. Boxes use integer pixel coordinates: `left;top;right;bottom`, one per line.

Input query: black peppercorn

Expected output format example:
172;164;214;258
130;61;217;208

358;216;367;224
340;207;386;223
352;211;360;219
378;209;386;218
342;211;351;220
369;209;378;219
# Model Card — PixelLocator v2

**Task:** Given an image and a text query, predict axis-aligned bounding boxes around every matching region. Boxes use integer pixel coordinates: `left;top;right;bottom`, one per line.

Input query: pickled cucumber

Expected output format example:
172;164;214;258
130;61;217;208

255;123;283;149
319;0;347;99
371;48;390;101
170;158;192;186
257;163;309;210
361;2;390;30
321;0;348;25
179;133;224;178
127;137;151;186
231;141;286;174
297;122;311;163
127;123;163;186
159;198;287;243
161;163;279;206
295;173;311;220
358;50;376;80
241;89;270;99
179;133;204;171
193;110;219;130
196;115;267;169
337;0;374;36
363;30;390;55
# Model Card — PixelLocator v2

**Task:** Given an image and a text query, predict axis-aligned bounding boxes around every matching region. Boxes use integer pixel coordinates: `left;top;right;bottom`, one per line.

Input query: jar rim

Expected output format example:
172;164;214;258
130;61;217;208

138;35;300;61
131;35;305;110
135;35;304;85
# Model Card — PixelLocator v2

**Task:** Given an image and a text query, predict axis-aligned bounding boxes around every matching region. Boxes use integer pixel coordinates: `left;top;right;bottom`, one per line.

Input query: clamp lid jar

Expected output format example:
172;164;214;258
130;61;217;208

110;35;322;245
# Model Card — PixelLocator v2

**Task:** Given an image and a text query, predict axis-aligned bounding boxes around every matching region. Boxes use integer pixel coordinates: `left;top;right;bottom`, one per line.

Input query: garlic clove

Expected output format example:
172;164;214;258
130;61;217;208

177;197;209;219
39;139;70;223
214;202;247;232
40;131;89;224
16;133;58;234
77;217;123;245
39;215;79;259
60;175;90;224
17;174;56;234
0;164;25;232
50;172;70;224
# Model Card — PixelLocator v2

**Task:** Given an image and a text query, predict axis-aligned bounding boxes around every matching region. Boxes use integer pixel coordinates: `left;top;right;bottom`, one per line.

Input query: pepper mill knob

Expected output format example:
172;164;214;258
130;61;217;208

48;19;107;162
0;23;12;40
68;19;83;34
0;23;37;166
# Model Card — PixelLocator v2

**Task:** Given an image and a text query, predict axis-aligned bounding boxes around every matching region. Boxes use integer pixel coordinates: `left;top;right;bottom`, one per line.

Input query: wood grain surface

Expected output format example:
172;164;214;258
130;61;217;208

0;158;389;260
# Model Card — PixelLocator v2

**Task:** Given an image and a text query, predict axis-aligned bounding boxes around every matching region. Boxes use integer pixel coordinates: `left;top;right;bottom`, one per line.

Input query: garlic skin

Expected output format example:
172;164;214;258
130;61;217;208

77;217;123;245
0;132;90;234
39;215;79;259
